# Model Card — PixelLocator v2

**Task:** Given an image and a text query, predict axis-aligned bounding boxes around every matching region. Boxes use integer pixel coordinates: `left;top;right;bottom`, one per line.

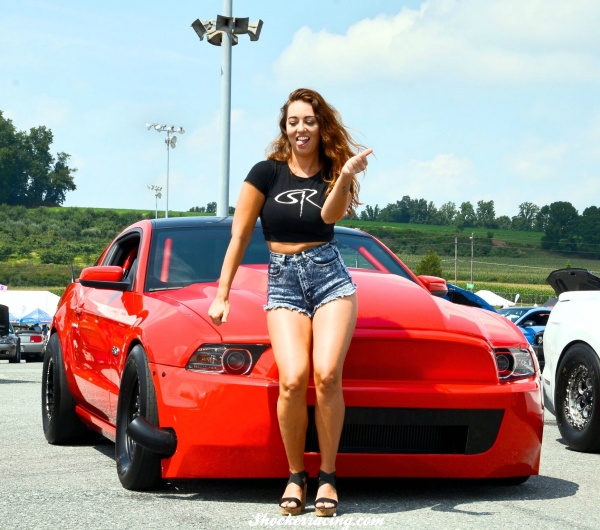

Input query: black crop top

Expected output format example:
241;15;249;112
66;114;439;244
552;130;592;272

245;160;335;243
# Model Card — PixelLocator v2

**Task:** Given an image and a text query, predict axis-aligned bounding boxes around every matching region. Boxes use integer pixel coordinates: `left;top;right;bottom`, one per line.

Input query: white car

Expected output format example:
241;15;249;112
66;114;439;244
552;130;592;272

543;268;600;452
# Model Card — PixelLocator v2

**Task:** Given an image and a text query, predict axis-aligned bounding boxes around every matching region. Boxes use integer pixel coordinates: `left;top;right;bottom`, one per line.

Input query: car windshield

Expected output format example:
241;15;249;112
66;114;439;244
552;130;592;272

145;227;414;291
497;307;532;322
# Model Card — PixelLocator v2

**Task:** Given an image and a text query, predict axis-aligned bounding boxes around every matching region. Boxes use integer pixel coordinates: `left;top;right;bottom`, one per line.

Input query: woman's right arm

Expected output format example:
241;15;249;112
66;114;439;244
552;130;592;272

208;182;265;325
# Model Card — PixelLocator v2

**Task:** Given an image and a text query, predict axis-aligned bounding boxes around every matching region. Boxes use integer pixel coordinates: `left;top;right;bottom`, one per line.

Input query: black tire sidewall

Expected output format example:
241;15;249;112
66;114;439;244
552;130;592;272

115;345;162;490
41;333;86;444
555;343;600;452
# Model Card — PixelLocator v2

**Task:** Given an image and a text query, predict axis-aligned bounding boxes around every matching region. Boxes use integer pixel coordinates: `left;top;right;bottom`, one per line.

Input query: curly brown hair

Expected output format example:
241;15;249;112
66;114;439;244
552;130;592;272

266;88;364;216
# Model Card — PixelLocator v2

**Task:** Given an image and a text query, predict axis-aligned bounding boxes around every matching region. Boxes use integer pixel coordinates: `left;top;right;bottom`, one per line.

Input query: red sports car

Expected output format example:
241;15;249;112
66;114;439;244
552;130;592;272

42;217;543;490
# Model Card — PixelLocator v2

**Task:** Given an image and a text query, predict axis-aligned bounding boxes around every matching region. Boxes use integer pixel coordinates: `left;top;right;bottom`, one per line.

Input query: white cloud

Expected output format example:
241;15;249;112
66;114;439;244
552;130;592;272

361;153;474;207
274;0;600;86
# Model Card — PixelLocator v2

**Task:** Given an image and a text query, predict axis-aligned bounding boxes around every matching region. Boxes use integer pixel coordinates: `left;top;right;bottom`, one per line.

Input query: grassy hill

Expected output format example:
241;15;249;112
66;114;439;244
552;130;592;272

1;206;597;300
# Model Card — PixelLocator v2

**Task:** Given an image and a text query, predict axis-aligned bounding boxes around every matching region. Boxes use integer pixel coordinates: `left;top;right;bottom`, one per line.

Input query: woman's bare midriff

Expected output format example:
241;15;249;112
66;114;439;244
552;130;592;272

267;241;328;254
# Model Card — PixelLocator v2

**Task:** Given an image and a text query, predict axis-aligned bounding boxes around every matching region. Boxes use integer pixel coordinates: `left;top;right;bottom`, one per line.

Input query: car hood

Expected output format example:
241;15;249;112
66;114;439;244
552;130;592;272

546;268;600;295
157;266;523;346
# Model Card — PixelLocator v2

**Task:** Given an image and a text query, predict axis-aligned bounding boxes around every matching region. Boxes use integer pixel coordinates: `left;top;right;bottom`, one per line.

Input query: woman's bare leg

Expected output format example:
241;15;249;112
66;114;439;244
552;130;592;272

268;308;312;508
312;293;358;508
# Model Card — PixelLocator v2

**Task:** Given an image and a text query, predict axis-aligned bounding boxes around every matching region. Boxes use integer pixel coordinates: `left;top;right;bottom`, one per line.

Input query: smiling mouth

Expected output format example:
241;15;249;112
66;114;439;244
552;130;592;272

296;136;309;147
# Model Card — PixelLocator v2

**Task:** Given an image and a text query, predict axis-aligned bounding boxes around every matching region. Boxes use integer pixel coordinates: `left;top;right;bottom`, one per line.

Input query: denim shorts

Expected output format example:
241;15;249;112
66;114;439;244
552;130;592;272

265;239;357;318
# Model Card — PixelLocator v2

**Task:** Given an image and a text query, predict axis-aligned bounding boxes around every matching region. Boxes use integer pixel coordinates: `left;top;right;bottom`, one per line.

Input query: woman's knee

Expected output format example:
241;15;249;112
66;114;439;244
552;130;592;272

314;369;342;394
279;374;309;399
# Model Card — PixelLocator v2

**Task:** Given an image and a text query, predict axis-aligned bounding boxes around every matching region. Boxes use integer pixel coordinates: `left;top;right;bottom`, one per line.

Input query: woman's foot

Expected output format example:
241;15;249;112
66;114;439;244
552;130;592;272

315;470;338;517
280;470;308;516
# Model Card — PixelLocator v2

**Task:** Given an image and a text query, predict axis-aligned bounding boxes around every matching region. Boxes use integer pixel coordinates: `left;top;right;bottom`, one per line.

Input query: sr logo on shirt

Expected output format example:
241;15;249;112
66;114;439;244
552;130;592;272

274;189;322;217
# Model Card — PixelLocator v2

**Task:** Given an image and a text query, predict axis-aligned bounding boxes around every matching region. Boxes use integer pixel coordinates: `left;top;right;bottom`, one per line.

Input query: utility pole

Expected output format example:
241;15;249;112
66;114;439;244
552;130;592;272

470;232;474;286
454;236;457;283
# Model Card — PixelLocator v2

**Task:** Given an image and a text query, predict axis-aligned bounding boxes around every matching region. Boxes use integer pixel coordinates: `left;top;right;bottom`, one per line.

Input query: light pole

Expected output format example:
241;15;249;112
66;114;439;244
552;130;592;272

146;124;185;218
147;185;162;219
191;2;263;218
470;232;474;286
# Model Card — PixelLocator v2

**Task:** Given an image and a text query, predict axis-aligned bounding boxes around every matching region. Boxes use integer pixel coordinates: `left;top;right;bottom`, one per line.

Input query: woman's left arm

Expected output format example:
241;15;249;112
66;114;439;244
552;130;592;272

321;148;373;224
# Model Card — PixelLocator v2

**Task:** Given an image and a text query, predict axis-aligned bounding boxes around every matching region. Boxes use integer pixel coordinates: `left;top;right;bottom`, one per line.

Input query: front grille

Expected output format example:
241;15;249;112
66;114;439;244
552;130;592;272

305;407;503;455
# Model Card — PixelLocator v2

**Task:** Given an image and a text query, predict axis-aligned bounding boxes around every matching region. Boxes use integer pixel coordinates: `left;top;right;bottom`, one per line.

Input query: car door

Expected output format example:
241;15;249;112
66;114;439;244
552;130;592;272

75;230;142;423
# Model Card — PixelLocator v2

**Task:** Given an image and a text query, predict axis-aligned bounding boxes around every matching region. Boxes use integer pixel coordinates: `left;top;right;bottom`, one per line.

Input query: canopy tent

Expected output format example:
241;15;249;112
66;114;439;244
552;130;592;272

19;308;52;325
0;291;60;320
474;290;516;308
9;312;19;323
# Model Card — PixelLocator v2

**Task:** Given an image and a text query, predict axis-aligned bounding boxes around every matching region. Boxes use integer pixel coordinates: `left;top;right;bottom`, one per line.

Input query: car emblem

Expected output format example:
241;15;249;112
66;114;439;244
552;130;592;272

112;346;119;356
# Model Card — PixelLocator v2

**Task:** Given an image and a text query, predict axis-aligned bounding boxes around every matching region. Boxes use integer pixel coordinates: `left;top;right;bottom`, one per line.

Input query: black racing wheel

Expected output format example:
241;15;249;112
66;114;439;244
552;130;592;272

555;343;600;452
42;333;88;443
115;345;162;490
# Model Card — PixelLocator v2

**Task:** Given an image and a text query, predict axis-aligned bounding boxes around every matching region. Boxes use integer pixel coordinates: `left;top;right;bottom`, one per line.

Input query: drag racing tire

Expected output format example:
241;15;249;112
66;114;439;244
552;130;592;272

115;345;162;491
42;333;88;444
555;343;600;452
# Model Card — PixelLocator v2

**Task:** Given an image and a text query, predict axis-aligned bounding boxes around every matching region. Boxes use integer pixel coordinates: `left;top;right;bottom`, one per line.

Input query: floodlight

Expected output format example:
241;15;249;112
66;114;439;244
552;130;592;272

233;17;249;35
191;19;208;40
154;124;163;131
247;20;263;41
178;127;185;134
146;123;154;130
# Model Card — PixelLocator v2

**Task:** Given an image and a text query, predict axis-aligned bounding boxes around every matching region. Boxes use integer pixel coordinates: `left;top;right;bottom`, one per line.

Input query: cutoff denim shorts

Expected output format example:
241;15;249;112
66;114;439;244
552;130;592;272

265;239;357;318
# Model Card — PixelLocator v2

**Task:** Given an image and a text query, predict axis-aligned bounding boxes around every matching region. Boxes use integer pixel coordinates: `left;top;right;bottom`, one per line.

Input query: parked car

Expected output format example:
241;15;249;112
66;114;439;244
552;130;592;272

497;306;551;366
42;217;543;490
14;323;45;362
444;283;497;312
543;268;600;452
0;305;21;363
532;330;545;372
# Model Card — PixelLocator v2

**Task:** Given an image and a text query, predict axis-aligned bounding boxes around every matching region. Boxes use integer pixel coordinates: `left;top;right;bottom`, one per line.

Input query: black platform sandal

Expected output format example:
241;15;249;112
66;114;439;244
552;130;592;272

315;470;338;517
279;470;309;516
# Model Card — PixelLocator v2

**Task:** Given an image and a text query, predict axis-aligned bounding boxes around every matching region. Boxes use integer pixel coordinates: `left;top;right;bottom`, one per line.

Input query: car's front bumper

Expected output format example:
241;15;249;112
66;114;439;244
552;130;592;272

152;363;543;480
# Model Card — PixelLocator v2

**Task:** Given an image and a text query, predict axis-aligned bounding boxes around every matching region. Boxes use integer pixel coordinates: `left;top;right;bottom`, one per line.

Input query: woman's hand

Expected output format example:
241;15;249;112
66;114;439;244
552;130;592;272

208;296;230;326
340;148;373;178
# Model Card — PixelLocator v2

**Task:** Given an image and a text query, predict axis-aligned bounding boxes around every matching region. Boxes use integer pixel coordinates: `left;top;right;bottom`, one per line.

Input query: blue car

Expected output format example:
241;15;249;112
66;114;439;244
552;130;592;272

497;306;551;346
444;283;497;312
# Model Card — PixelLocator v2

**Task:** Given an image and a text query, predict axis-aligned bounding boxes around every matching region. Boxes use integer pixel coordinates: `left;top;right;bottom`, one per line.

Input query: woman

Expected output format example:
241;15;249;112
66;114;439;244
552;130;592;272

208;88;372;517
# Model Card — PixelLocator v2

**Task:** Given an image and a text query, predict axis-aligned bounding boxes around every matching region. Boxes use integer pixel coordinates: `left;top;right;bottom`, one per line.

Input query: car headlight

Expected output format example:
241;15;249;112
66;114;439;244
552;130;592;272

535;333;544;345
186;344;269;375
0;338;15;344
494;347;536;381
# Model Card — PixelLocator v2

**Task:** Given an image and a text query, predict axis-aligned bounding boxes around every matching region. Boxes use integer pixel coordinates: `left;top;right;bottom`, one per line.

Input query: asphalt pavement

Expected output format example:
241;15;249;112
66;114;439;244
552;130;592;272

1;361;598;530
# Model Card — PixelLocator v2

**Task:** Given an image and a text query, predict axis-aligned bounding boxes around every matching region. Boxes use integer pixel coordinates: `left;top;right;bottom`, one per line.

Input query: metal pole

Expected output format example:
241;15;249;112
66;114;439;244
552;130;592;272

454;236;457;283
166;133;170;219
217;0;233;218
470;232;474;284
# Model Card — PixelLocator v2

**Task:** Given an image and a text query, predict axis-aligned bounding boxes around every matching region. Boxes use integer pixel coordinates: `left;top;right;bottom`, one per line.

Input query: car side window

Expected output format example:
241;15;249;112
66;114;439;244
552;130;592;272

103;231;141;286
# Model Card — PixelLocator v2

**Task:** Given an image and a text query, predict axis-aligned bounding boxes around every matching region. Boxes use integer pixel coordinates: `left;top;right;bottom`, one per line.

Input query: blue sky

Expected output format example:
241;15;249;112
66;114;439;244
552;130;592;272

2;0;599;217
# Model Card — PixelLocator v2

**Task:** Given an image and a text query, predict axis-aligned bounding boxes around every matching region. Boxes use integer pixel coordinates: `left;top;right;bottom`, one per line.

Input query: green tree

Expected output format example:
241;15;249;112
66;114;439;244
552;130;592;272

476;200;496;228
541;201;579;252
0;111;77;206
437;201;457;225
512;202;540;231
359;204;380;221
455;201;476;228
578;206;600;258
416;251;443;277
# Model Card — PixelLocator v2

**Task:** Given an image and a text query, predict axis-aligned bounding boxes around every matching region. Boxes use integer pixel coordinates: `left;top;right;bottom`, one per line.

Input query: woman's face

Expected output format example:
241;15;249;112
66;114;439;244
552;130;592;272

285;100;320;158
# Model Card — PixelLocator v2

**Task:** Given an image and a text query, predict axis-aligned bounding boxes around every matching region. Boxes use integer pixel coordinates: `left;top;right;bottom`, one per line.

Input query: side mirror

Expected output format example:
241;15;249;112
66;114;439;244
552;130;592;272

80;266;129;291
417;275;448;298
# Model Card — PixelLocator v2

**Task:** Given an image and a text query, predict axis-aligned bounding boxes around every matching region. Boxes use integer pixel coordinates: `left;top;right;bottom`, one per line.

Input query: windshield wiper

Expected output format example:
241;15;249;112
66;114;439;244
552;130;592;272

147;286;185;292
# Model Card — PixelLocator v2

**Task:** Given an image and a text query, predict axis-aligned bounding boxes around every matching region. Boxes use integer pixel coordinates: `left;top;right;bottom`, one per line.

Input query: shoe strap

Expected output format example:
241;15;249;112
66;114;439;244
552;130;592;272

287;470;308;488
315;497;338;508
318;470;336;488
